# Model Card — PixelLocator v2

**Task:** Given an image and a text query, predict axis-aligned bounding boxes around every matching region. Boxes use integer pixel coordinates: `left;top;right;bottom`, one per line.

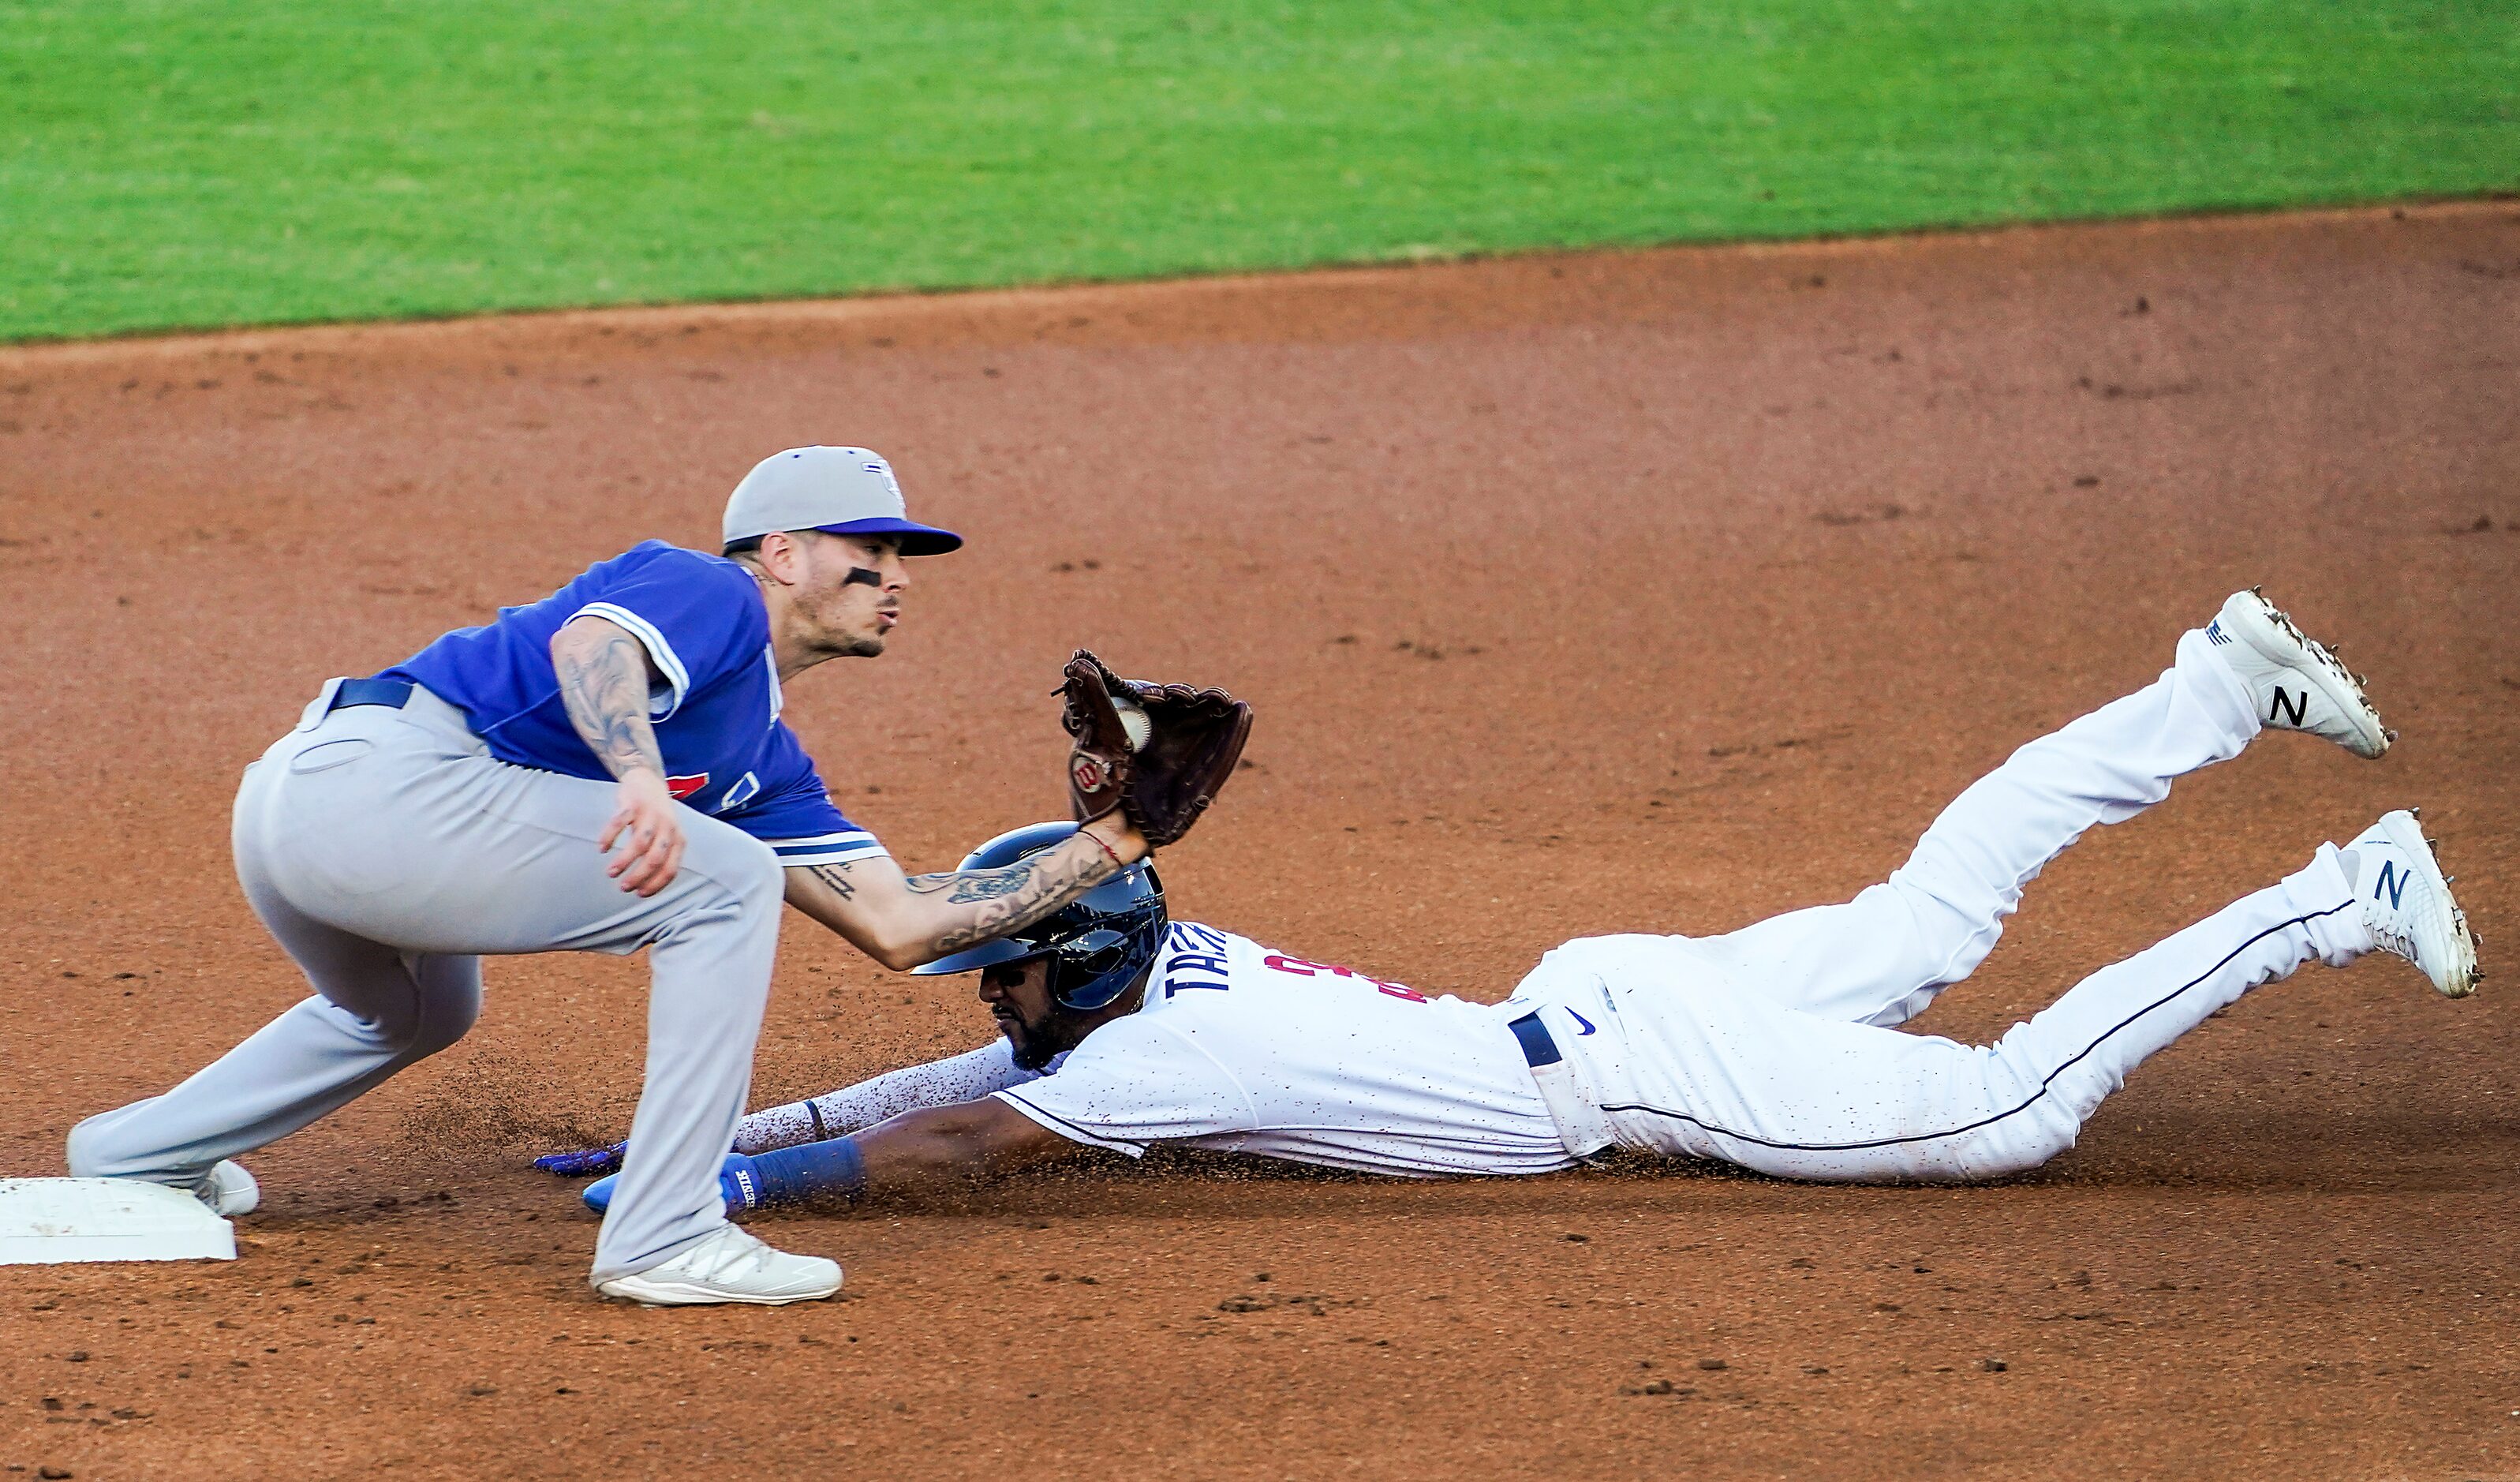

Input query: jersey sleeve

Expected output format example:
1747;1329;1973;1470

993;1017;1255;1156
567;545;762;721
721;720;888;866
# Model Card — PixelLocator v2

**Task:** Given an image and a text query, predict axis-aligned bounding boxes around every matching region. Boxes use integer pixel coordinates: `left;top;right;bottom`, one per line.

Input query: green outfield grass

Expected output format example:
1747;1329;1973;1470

3;0;2514;341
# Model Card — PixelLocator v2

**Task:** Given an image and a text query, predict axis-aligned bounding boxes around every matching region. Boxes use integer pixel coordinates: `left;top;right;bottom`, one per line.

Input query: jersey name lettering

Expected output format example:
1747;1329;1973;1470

1161;923;1234;998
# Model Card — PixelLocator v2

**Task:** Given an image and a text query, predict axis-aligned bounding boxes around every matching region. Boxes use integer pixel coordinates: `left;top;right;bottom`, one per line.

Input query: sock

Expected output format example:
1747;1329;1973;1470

742;1136;867;1208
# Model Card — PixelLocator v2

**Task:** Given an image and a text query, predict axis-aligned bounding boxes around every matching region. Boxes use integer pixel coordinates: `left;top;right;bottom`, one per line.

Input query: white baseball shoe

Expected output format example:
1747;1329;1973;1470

594;1225;843;1307
2348;810;2481;997
186;1160;260;1217
2206;589;2391;758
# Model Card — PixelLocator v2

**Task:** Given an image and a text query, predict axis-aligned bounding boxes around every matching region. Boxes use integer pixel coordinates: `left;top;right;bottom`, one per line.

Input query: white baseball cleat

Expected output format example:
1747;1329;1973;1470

594;1225;843;1307
2206;589;2391;758
2349;810;2481;998
187;1160;260;1217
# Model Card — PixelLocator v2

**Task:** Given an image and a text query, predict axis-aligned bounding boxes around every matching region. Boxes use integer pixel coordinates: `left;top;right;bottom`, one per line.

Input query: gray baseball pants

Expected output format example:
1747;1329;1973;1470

69;680;784;1283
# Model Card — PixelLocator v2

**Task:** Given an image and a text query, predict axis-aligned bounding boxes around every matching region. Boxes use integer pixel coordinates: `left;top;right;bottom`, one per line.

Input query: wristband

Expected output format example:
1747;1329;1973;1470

1085;829;1125;870
746;1135;866;1207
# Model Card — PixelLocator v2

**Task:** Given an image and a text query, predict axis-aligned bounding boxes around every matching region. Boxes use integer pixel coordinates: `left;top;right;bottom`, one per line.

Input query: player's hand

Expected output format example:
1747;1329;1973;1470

533;1140;628;1177
600;769;686;896
1082;811;1152;866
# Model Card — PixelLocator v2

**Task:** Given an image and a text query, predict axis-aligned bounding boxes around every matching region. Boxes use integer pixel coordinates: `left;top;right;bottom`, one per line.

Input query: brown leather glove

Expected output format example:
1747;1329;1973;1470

1059;650;1253;848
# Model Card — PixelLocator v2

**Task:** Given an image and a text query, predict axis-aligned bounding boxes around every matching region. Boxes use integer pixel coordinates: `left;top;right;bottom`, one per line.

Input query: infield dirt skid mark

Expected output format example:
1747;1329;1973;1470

1;202;2517;1480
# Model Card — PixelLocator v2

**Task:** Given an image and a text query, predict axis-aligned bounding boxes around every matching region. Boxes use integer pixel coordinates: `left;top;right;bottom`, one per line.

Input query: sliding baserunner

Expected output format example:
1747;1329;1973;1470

543;590;2479;1208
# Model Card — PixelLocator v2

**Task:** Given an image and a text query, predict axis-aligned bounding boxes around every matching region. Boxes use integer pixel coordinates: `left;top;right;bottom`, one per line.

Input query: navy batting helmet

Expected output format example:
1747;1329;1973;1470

910;822;1167;1010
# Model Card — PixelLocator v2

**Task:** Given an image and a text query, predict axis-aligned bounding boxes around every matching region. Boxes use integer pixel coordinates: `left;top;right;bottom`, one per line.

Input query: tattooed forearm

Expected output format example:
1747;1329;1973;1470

904;864;1043;904
785;830;1134;971
552;620;665;782
922;837;1119;957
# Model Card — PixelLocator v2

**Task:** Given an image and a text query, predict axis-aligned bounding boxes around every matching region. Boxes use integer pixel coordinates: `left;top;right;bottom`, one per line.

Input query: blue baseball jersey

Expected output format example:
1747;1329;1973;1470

380;540;884;868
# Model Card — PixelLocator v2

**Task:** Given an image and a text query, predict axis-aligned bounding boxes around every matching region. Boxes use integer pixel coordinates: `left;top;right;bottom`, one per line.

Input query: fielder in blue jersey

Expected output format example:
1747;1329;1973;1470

69;446;1159;1306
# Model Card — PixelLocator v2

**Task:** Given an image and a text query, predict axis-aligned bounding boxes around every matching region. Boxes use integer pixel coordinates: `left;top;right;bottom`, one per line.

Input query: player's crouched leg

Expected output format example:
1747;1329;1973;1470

589;817;796;1288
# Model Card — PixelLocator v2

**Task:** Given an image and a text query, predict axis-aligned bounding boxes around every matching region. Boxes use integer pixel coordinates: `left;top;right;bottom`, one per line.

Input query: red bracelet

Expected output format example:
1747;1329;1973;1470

1085;829;1125;869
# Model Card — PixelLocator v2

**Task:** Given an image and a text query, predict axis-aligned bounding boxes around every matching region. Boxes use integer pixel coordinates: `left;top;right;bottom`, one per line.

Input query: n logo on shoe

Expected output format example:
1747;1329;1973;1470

2374;861;2407;910
2268;687;2309;727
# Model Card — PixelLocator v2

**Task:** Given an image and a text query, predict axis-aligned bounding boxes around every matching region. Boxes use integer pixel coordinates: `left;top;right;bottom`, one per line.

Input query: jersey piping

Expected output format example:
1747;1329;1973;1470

993;1093;1147;1157
765;831;888;868
570;601;690;720
1597;900;2354;1152
996;1016;1261;1156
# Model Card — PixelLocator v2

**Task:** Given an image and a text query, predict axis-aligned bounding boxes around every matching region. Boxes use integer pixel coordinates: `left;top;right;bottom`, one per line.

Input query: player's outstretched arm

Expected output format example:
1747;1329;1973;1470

853;1098;1076;1192
781;815;1148;972
531;1040;1041;1176
733;1040;1045;1152
639;1100;1074;1209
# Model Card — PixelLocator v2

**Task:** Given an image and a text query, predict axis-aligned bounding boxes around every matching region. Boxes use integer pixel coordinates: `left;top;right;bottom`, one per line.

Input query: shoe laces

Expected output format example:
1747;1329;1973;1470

679;1226;778;1281
2364;851;2443;966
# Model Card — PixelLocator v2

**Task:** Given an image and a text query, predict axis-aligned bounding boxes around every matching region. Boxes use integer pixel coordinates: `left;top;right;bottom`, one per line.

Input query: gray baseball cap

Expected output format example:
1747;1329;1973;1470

721;446;963;556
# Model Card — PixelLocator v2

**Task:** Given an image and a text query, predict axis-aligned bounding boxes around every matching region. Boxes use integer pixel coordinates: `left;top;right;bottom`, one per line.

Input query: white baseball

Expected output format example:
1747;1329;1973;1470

1112;694;1152;751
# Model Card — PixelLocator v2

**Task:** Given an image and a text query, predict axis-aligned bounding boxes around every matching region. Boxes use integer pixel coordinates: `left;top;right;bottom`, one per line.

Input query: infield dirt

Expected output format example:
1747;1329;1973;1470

2;202;2516;1480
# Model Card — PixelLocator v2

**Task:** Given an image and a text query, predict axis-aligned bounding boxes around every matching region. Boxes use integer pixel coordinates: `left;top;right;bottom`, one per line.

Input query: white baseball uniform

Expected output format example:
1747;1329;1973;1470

748;624;2376;1183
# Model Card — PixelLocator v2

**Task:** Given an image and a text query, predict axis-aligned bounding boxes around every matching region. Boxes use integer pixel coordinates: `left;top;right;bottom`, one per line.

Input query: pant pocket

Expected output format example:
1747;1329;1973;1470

269;765;406;900
287;737;375;775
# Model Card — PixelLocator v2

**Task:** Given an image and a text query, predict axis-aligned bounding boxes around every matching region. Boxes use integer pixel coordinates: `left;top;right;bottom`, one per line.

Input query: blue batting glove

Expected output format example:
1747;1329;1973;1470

533;1140;627;1177
580;1153;761;1218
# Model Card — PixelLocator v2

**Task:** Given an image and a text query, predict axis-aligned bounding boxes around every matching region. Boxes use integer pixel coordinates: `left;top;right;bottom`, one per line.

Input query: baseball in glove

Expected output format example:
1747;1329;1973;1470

1059;649;1252;848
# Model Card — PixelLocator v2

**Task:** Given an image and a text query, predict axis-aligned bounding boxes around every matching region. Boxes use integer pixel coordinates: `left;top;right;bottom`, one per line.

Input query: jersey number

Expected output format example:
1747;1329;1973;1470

1262;953;1430;1004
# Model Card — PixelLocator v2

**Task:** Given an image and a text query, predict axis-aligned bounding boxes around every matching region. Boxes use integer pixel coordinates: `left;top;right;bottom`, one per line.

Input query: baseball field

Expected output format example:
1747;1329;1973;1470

5;4;2519;1480
6;0;2518;341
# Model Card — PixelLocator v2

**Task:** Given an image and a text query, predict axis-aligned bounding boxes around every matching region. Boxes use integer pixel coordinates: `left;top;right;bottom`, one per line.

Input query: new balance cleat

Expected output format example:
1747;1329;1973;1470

180;1160;258;1217
594;1225;841;1307
2349;810;2481;997
2206;588;2391;758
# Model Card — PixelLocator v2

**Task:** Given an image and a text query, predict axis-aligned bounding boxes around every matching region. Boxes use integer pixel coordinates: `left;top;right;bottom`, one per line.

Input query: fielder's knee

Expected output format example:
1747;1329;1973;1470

342;958;481;1061
678;825;783;915
398;965;482;1061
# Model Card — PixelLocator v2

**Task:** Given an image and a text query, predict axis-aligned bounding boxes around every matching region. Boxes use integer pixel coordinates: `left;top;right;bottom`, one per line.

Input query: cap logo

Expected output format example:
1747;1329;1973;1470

864;460;903;503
